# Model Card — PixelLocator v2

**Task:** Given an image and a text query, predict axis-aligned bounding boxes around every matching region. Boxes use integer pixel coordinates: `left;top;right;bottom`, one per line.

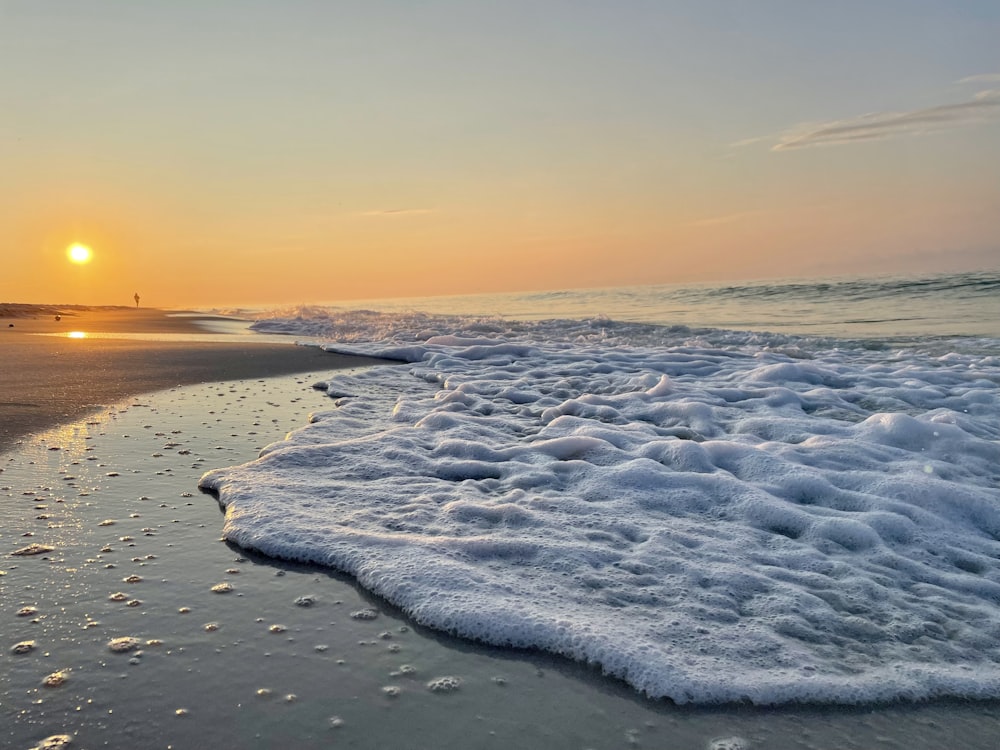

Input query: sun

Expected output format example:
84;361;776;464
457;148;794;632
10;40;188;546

67;243;93;264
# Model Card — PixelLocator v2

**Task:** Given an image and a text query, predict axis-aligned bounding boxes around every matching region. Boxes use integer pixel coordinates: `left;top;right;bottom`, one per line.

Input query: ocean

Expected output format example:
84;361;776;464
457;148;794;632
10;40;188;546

195;269;1000;705
249;269;1000;343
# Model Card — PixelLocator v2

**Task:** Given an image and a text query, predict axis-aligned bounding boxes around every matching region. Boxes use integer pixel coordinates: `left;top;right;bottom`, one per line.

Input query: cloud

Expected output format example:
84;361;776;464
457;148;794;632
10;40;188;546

728;135;770;149
360;208;436;217
958;73;1000;85
687;210;763;228
772;89;1000;151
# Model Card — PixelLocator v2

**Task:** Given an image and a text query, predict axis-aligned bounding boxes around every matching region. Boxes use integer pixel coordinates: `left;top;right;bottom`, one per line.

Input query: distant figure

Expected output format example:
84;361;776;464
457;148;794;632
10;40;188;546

134;292;140;308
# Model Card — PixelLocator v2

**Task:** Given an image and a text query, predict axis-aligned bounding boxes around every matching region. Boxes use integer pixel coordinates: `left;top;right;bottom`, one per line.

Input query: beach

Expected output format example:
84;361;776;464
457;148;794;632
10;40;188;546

5;297;1000;749
6;365;1000;750
0;307;392;454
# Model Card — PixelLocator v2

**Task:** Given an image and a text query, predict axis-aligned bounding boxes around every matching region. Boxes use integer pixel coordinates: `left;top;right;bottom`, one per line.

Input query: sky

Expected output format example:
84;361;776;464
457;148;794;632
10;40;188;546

1;1;998;307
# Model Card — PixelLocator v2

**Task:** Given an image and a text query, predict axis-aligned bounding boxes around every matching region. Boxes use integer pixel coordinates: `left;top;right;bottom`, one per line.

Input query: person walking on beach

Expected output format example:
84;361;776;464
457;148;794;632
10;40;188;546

133;292;140;308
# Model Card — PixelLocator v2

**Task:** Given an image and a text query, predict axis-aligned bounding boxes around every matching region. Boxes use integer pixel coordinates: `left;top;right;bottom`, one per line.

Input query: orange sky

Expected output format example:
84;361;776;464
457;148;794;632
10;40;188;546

2;3;998;308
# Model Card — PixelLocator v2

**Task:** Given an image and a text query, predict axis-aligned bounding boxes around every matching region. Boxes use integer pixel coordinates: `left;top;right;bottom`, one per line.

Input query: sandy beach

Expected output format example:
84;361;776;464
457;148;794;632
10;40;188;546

0;307;392;453
4;306;1000;749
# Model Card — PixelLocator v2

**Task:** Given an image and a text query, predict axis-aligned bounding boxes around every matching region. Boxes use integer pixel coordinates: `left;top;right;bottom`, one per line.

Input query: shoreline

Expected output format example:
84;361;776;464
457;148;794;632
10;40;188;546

0;306;396;453
3;371;1000;749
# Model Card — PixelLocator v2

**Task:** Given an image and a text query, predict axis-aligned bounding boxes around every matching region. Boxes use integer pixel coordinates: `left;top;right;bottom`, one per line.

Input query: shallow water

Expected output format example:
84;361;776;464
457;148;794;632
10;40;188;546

4;373;1000;749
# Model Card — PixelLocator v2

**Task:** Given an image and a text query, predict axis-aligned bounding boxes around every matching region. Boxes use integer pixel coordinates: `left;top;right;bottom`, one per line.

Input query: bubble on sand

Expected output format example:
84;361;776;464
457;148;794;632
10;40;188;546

295;595;316;607
204;622;220;632
123;575;142;584
109;592;129;602
126;599;142;607
268;624;286;633
350;608;378;620
256;688;272;698
17;606;39;617
284;693;297;702
426;676;462;693
328;716;344;729
146;639;163;647
390;664;417;677
314;644;329;652
12;640;37;654
175;708;189;717
709;737;750;750
178;607;191;614
30;734;73;750
225;568;240;575
98;519;116;526
43;670;69;687
382;685;401;697
108;637;141;653
12;543;54;556
211;582;233;594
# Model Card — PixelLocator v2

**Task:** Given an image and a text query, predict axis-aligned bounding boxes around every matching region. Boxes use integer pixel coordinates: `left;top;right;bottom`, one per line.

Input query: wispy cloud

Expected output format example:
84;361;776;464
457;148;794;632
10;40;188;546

687;210;763;228
728;135;770;149
772;89;1000;151
360;208;436;217
958;73;1000;85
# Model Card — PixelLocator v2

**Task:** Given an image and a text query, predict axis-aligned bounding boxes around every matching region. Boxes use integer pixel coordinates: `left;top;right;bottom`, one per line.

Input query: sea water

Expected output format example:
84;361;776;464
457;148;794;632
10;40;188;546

201;270;1000;706
248;269;1000;341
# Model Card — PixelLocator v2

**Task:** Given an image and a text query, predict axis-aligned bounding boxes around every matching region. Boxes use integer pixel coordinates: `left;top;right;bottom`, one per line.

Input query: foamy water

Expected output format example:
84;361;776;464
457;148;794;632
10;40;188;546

241;269;1000;340
201;271;1000;705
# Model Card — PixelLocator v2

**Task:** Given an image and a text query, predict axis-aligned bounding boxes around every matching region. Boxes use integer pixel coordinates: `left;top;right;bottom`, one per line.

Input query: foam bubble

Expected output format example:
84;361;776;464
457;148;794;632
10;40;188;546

12;543;54;556
30;735;73;750
709;738;750;750
426;676;462;693
42;670;69;687
107;637;141;653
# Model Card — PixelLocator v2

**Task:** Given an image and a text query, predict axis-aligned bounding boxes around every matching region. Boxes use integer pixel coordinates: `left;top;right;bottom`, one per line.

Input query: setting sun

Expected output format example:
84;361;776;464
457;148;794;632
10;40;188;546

67;243;93;264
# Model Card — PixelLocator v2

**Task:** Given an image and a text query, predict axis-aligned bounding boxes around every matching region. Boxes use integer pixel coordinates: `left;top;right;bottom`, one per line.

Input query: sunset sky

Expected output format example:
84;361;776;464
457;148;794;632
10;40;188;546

1;1;998;307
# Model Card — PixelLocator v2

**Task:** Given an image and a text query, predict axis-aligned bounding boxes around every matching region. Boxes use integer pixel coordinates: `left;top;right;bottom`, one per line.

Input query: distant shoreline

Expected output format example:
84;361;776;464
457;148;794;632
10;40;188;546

0;306;394;454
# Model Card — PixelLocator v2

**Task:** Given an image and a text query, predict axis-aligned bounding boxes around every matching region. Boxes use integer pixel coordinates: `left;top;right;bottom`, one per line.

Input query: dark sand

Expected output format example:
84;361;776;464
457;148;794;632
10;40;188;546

0;307;393;453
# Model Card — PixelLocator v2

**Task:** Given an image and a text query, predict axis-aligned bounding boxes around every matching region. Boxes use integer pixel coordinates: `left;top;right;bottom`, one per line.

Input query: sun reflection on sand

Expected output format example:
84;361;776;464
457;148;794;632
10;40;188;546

67;331;87;339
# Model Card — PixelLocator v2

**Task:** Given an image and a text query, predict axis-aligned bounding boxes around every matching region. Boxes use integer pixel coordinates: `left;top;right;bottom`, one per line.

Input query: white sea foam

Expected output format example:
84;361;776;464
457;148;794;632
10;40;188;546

201;315;1000;705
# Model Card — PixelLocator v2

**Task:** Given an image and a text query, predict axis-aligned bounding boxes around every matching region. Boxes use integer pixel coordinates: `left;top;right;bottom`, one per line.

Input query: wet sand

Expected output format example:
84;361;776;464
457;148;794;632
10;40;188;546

4;309;1000;749
2;377;1000;748
0;307;392;453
